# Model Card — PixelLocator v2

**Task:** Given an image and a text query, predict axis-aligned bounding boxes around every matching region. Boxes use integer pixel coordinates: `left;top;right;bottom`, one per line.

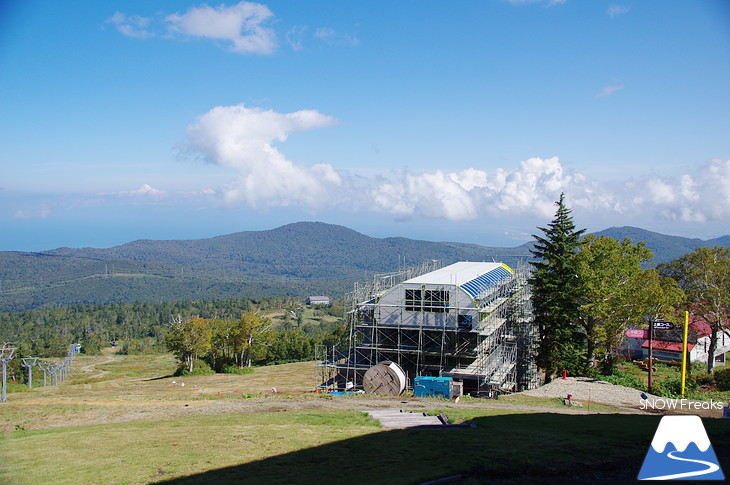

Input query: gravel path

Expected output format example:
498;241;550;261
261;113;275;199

518;377;726;418
519;377;651;409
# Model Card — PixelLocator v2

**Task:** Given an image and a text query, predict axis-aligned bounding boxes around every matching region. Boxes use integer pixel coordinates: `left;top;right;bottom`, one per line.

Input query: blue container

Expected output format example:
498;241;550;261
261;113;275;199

414;376;453;398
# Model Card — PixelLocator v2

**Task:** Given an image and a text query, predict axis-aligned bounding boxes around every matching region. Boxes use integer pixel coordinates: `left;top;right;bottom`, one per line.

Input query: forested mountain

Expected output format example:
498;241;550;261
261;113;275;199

0;222;727;311
0;222;531;311
592;226;730;263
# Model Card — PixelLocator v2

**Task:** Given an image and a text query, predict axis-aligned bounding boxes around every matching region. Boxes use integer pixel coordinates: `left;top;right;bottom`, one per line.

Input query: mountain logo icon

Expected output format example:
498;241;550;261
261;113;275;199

638;415;725;480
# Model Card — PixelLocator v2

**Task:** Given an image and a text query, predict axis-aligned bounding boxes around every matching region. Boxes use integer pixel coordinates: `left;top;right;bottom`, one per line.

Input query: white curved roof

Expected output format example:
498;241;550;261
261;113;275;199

405;262;513;298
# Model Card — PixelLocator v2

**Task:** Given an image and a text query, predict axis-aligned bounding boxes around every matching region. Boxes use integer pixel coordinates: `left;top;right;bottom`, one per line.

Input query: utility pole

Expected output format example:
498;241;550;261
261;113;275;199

1;345;17;403
680;311;690;397
646;316;654;393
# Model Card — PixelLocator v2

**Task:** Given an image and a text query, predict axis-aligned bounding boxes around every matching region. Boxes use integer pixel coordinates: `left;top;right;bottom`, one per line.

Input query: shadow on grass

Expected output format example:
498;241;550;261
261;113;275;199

142;375;175;381
154;413;729;485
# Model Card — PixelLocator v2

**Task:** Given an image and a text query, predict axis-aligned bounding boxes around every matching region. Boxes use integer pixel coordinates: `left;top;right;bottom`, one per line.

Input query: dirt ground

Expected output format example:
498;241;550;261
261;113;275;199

1;352;724;433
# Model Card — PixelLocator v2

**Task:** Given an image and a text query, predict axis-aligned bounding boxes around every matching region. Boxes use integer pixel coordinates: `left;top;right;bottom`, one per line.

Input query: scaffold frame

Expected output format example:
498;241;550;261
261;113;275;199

320;260;539;394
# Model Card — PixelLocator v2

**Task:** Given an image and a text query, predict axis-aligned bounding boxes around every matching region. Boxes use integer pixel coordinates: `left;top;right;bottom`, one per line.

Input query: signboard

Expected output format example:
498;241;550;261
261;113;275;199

653;321;675;330
626;329;649;339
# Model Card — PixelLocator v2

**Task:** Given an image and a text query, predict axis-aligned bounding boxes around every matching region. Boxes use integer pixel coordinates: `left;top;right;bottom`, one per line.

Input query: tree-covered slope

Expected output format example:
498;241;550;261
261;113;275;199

592;226;730;263
1;222;727;311
0;222;531;311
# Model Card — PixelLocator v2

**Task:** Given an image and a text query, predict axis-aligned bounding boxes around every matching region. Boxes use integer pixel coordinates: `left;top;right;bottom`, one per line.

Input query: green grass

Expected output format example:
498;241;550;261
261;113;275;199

267;305;340;331
2;354;729;484
3;409;728;485
0;410;380;485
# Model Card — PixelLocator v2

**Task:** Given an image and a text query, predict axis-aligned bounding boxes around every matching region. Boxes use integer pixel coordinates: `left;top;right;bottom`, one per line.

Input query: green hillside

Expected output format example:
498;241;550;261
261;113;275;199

0;222;531;311
592;226;730;263
0;222;727;311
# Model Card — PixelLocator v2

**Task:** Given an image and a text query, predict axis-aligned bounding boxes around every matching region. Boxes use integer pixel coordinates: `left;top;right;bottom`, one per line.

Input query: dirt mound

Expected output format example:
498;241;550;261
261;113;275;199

518;377;648;409
517;377;725;418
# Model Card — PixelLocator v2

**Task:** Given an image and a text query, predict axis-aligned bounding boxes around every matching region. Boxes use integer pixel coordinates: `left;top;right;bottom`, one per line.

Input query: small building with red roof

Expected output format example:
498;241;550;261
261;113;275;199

637;316;729;367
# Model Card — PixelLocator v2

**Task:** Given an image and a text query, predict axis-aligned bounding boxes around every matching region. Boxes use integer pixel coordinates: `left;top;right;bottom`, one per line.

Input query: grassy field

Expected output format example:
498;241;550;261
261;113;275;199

265;304;341;331
1;352;729;484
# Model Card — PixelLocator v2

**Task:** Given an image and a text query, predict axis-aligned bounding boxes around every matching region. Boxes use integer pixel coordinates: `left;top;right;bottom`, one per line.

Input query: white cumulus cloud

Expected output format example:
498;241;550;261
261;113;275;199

184;104;730;232
106;12;154;39
166;2;277;55
186;104;340;208
108;2;277;55
635;159;730;223
369;157;607;221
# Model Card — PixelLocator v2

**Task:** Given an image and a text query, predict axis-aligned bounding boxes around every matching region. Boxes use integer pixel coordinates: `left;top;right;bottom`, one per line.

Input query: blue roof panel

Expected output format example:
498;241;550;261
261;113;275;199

459;266;512;298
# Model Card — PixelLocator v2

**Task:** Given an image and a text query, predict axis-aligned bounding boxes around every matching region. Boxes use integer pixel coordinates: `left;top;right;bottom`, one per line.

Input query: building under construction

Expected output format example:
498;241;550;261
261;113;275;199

321;261;539;395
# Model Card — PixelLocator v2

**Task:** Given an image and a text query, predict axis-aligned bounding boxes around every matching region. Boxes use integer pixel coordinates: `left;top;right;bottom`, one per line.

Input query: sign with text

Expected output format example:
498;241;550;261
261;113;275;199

653;320;675;330
625;329;649;339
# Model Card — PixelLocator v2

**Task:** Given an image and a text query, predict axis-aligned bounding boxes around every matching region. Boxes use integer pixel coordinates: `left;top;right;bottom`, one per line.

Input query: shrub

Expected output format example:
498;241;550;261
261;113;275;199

653;377;697;399
714;367;730;391
173;359;215;377
599;370;645;391
118;338;164;355
222;365;255;375
690;371;715;387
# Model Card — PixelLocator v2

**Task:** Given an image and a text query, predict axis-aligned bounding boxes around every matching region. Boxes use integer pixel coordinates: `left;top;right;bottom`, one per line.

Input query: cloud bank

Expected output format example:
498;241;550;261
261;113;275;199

185;105;730;230
107;2;360;55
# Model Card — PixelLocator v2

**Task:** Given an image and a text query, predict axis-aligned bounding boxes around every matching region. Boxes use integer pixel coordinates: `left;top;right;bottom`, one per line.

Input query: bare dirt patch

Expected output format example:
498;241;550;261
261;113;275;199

517;376;724;418
5;356;721;434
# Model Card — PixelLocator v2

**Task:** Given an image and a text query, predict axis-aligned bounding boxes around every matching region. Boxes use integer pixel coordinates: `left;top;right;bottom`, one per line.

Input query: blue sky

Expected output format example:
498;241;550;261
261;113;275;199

1;0;729;251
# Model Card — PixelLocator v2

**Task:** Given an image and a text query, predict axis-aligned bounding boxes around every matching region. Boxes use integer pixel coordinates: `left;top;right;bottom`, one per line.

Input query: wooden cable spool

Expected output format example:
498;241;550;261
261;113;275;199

362;361;406;396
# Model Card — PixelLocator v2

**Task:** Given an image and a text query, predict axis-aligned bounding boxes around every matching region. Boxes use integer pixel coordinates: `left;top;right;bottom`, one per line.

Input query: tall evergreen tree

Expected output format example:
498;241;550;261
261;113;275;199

529;193;586;380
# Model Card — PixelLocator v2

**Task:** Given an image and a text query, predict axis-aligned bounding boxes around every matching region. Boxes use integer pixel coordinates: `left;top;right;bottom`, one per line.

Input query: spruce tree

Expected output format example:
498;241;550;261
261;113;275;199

529;193;586;380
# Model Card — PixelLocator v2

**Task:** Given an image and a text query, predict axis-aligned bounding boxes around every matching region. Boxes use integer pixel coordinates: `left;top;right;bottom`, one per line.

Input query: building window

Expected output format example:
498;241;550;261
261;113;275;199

405;289;449;313
405;289;422;312
424;290;449;313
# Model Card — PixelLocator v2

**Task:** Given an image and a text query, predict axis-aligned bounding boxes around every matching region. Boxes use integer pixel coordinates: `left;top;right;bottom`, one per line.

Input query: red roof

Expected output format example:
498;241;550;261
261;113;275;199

688;308;728;338
641;340;696;352
689;319;712;338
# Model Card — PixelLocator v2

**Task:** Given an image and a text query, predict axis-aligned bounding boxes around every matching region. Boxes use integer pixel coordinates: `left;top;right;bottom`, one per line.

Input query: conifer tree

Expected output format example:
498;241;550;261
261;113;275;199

529;193;586;380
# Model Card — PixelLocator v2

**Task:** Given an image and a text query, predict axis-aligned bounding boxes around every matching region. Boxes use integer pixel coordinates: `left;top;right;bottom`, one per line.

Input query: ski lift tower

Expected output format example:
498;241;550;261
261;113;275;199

37;361;52;387
1;345;17;403
21;357;39;389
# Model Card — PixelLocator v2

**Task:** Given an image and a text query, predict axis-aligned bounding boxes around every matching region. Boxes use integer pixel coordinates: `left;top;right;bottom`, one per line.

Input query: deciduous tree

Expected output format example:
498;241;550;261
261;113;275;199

164;317;212;372
661;247;730;372
231;312;273;367
576;236;684;373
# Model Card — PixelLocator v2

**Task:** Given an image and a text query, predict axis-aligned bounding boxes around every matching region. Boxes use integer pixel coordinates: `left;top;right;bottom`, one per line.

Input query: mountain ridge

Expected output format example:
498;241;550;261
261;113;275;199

0;222;727;311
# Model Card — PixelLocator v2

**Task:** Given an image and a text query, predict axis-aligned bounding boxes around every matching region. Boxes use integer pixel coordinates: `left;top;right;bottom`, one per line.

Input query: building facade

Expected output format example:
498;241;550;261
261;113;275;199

323;261;539;394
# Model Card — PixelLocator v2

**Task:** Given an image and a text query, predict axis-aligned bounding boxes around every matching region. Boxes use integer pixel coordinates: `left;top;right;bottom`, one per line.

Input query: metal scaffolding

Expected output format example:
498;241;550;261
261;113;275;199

321;261;539;394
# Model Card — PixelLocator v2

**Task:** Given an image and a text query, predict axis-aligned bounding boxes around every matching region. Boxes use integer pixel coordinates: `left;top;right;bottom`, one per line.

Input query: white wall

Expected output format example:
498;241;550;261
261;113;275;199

375;283;477;328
